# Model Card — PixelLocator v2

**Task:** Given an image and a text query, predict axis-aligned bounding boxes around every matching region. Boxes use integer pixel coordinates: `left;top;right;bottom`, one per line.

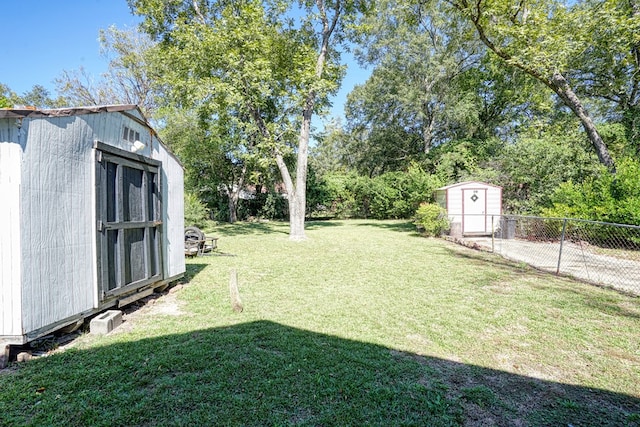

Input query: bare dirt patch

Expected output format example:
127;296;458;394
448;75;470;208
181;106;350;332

113;285;186;335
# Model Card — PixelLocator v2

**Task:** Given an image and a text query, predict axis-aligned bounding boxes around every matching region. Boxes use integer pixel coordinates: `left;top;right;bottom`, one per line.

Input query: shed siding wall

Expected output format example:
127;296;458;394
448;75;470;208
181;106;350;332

84;111;152;155
20;116;95;333
0;121;23;336
446;189;464;224
3;107;184;339
154;143;185;279
486;187;502;215
439;182;502;235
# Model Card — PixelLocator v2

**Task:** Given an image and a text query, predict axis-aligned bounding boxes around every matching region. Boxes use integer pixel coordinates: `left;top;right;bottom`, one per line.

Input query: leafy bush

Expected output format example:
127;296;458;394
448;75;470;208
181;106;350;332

184;192;209;227
542;157;640;247
317;164;443;220
414;203;450;237
488;134;599;213
307;172;360;218
543;157;640;226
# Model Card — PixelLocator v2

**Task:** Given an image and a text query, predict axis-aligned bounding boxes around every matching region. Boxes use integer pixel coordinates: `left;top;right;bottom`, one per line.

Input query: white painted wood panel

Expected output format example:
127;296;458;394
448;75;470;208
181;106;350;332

154;140;186;279
1;106;185;340
0;132;23;336
20;117;95;333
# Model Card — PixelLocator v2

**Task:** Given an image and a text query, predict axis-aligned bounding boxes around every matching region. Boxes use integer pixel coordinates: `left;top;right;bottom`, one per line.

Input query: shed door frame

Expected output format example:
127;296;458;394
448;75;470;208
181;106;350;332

95;141;163;301
461;187;488;234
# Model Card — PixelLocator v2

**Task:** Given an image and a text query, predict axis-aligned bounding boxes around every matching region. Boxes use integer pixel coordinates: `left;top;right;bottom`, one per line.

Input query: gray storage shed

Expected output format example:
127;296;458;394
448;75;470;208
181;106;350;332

0;105;185;362
435;181;502;237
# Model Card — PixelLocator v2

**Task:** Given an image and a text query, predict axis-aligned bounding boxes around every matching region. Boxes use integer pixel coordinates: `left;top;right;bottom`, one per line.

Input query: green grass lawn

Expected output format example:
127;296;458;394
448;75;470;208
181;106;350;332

1;220;639;426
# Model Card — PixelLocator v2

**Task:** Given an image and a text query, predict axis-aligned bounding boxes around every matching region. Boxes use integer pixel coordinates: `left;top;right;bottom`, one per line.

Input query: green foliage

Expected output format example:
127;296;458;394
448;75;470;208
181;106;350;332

0;82;65;109
184;192;209;227
429;140;482;184
487;132;599;213
567;0;640;149
443;0;619;169
239;191;288;221
56;26;157;116
309;172;359;219
543;157;640;226
309;163;443;220
414;203;450;236
359;164;443;219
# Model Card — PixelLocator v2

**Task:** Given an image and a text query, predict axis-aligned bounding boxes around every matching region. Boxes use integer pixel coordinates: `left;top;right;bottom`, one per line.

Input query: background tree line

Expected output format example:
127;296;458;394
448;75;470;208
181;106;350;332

2;0;639;230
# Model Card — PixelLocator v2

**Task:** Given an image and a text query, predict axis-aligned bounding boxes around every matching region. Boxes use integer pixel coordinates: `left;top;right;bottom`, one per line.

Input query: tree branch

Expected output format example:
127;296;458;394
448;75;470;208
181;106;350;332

192;0;207;25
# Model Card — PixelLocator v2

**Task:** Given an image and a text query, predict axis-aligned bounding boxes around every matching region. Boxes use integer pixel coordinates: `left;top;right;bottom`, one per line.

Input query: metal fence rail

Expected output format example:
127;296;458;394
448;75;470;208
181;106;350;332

463;215;640;295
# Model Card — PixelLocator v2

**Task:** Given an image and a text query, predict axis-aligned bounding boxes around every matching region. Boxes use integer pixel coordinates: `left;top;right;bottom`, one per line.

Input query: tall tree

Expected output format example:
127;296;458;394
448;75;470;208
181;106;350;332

55;26;158;117
443;0;617;171
129;0;355;240
0;83;65;109
159;107;256;222
353;0;484;155
567;0;640;151
345;0;553;176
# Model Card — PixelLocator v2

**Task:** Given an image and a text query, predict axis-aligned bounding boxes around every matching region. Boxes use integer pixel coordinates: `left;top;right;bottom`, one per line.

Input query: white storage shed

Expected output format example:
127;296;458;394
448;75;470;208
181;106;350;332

0;105;185;363
435;181;502;237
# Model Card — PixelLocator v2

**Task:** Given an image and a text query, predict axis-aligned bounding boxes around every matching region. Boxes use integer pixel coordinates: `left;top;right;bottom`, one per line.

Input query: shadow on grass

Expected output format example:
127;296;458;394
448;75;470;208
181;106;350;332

305;219;348;230
184;263;208;282
208;219;418;238
441;242;533;273
210;221;290;237
356;220;420;234
2;321;638;426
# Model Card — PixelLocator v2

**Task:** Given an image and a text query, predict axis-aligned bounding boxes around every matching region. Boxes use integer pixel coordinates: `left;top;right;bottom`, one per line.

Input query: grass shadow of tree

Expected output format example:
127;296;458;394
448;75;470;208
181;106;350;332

184;263;208;282
356;220;419;234
208;221;290;237
2;321;637;426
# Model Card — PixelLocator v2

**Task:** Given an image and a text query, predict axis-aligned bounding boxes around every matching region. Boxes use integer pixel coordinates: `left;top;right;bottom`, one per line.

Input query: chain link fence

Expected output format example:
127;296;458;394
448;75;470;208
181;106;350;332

458;215;640;295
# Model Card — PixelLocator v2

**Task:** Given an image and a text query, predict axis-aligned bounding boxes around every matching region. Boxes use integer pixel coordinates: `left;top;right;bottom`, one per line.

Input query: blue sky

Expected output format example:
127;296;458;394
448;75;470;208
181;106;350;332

0;0;368;122
0;1;140;94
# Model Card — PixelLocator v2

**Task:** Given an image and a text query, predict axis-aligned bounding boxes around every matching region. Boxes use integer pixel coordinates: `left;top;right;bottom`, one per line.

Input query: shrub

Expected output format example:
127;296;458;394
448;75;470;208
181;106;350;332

184;192;209;227
414;203;450;237
307;164;443;220
542;157;640;226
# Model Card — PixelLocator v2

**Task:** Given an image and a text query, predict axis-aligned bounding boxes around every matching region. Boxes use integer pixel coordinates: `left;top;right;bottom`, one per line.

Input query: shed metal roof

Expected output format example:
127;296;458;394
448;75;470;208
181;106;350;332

0;104;140;119
0;104;182;167
436;181;502;191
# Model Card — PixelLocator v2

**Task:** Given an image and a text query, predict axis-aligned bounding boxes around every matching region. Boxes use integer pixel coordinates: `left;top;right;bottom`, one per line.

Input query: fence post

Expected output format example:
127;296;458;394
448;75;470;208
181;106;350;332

557;218;567;274
491;215;495;252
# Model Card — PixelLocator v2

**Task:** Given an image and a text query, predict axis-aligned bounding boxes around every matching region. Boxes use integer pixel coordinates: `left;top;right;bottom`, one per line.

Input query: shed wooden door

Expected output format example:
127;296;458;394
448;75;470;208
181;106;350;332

95;142;162;302
462;188;487;234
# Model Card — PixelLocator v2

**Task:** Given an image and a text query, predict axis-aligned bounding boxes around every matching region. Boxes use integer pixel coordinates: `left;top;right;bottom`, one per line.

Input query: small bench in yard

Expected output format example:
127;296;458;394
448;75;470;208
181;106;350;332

184;226;219;257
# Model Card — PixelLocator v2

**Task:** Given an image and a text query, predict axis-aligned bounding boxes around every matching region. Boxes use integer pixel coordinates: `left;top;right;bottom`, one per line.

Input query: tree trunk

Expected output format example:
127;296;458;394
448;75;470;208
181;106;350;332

280;0;341;241
550;72;616;172
422;114;434;154
453;1;617;172
228;190;239;223
288;192;306;241
228;162;247;223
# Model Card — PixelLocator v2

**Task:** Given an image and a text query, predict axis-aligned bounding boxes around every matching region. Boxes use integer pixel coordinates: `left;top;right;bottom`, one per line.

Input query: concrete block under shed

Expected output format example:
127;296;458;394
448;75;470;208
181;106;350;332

449;222;462;239
90;310;123;335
